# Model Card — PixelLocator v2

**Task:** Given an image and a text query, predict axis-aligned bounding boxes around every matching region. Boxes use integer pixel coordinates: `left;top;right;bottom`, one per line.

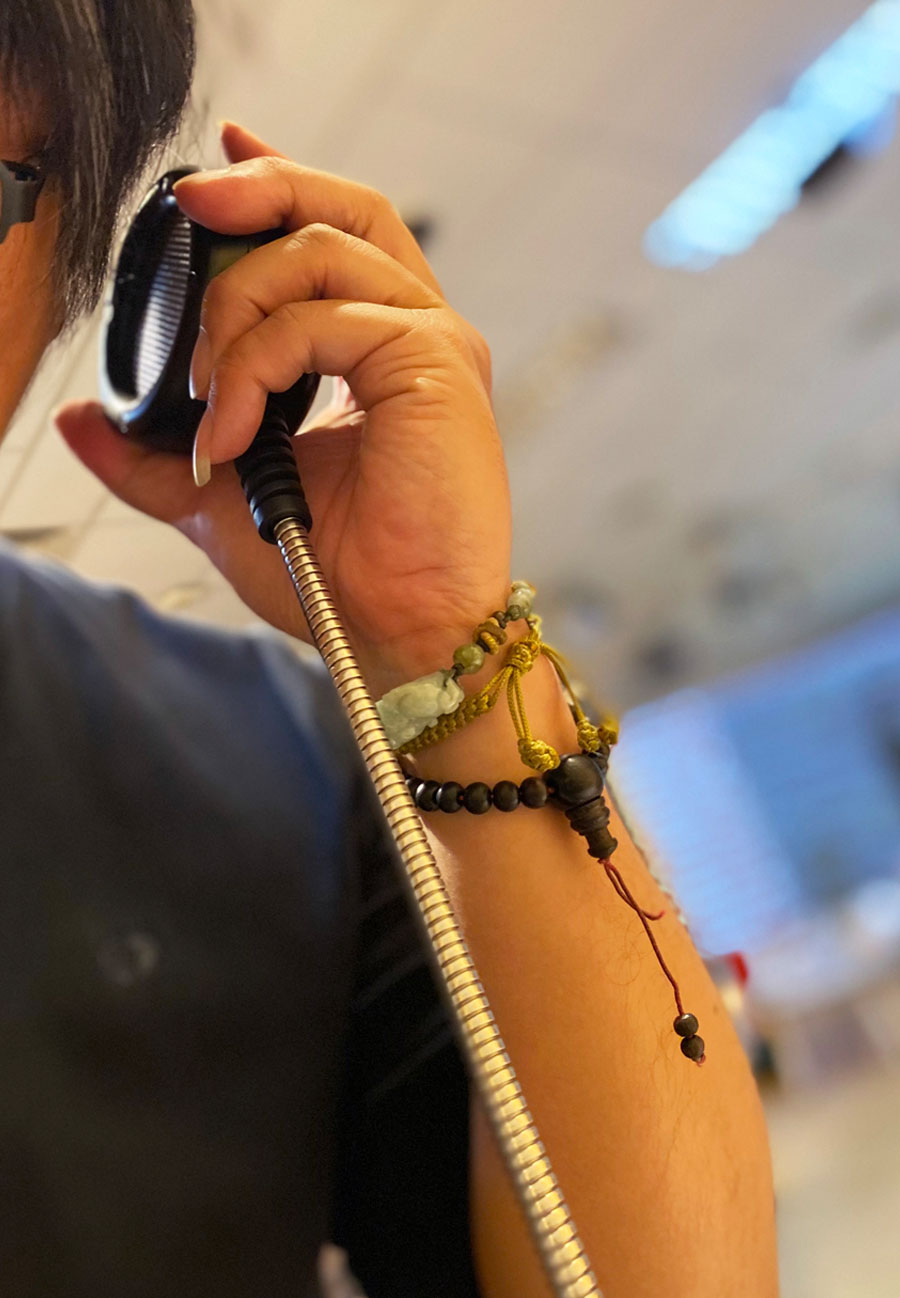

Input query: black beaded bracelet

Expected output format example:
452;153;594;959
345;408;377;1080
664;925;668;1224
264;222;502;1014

405;772;550;813
403;748;706;1063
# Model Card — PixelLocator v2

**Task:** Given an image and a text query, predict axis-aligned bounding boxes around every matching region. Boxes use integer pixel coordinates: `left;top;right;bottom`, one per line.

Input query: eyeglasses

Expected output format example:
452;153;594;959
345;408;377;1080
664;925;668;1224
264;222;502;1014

0;158;46;245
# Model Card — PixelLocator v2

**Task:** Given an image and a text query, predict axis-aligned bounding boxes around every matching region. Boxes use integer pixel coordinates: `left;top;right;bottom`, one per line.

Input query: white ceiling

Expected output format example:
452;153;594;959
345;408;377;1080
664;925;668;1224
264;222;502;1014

2;0;898;711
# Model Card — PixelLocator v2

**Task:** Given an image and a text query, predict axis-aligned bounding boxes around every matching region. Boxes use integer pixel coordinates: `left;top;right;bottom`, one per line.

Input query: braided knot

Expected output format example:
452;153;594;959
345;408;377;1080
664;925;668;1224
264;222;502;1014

518;737;559;772
576;718;601;751
506;638;540;673
600;716;619;745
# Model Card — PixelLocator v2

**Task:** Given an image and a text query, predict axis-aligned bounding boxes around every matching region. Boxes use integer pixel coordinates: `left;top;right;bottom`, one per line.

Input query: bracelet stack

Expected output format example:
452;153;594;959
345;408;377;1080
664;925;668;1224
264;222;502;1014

376;580;705;1065
374;580;538;751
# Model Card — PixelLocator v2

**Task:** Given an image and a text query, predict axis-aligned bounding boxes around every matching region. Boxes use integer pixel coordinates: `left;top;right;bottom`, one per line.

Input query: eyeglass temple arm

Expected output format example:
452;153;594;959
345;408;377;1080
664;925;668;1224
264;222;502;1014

0;161;45;241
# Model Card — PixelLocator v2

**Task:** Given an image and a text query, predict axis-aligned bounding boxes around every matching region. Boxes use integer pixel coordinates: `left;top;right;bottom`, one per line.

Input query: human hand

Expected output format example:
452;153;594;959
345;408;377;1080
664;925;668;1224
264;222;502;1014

54;120;512;695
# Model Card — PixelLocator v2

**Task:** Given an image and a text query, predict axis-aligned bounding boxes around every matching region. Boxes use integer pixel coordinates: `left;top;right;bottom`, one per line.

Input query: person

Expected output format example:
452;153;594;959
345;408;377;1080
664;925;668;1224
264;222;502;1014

0;3;779;1296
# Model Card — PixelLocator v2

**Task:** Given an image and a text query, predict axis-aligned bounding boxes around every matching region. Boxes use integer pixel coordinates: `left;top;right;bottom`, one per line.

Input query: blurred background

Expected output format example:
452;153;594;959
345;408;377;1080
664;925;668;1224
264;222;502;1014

3;1;900;1292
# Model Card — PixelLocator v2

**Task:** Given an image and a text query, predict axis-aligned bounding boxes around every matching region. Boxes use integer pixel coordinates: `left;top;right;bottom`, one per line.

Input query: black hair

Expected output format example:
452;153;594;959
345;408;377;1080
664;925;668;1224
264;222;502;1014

0;0;197;339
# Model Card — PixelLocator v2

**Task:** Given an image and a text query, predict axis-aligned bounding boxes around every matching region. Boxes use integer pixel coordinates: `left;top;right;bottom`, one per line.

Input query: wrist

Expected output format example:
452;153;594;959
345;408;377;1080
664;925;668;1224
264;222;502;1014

402;650;577;787
354;583;516;699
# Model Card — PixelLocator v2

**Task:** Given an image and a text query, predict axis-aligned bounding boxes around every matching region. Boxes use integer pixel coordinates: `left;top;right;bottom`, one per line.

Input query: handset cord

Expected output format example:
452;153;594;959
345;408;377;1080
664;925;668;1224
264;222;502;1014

235;397;603;1298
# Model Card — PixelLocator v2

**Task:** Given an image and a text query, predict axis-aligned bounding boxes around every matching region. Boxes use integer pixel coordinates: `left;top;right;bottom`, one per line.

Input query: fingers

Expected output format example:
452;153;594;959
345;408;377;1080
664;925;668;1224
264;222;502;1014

52;400;201;525
172;147;444;298
219;119;290;165
195;297;484;466
175;118;493;473
177;120;493;396
186;222;443;400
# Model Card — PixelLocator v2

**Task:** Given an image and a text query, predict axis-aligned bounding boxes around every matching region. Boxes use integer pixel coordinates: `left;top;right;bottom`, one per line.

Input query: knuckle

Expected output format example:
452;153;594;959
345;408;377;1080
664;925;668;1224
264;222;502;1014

293;221;337;247
363;184;389;212
473;332;492;383
277;299;309;329
200;274;230;321
215;327;265;377
423;309;463;344
421;311;492;387
421;309;477;359
200;274;262;337
468;327;491;368
212;343;247;381
255;154;289;182
360;185;398;230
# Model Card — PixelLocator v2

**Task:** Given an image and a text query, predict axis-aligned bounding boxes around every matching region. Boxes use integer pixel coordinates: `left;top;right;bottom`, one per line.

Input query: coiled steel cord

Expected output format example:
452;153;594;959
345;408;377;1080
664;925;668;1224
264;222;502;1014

274;516;602;1298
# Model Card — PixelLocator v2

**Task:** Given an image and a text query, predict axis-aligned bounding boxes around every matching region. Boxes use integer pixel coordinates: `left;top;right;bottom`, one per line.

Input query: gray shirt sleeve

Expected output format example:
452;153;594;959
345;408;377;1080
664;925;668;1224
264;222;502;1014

0;538;479;1298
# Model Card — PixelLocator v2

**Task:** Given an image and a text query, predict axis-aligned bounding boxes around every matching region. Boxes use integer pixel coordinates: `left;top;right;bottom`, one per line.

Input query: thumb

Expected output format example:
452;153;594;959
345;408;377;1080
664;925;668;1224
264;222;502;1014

52;399;199;525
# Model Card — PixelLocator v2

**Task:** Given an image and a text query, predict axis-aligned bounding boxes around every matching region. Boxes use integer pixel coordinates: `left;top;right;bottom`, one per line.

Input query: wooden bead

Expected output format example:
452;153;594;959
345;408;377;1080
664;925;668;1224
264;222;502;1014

519;777;549;808
546;753;604;807
680;1034;705;1061
437;781;464;813
492;780;520;811
415;779;441;812
462;781;492;814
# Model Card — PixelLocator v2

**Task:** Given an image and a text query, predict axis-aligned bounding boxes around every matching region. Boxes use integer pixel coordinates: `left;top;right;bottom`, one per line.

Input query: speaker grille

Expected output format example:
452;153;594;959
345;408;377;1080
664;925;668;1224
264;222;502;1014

134;215;192;397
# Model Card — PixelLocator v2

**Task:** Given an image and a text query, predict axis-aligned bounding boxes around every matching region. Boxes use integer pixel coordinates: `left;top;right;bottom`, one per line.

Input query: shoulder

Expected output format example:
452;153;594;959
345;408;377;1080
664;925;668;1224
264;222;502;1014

0;536;360;775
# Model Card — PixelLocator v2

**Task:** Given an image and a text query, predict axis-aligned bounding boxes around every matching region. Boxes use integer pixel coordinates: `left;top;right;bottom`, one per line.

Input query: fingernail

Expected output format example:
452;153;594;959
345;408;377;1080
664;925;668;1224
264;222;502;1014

173;168;228;193
192;408;214;487
189;328;211;400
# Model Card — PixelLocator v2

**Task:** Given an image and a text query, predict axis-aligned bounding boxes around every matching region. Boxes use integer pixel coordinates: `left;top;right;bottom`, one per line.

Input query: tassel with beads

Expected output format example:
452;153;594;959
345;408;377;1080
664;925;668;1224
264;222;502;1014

545;748;705;1065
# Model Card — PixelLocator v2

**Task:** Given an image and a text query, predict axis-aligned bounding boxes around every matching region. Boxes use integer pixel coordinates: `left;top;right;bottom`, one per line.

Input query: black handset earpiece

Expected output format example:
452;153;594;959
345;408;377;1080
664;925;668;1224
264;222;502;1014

98;166;320;539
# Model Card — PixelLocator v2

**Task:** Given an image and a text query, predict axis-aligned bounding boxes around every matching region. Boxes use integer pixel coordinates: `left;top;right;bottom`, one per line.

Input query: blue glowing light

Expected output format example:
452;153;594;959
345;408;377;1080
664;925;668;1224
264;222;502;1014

644;1;900;269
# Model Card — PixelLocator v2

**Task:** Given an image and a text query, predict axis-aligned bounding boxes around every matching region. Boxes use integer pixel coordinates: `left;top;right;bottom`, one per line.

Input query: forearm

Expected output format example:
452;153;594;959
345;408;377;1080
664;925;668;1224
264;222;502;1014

397;651;778;1298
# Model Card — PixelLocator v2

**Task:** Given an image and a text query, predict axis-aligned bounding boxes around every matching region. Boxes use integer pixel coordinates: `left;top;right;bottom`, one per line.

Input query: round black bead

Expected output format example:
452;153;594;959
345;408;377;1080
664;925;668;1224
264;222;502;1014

519;776;549;808
415;779;441;812
492;780;520;811
437;781;464;813
674;1012;699;1038
406;775;423;801
680;1034;705;1061
546;753;605;807
462;781;492;814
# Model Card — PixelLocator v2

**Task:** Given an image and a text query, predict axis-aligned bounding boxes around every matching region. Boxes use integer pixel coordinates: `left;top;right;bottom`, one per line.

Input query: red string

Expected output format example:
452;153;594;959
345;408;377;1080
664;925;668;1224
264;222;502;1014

601;858;686;1019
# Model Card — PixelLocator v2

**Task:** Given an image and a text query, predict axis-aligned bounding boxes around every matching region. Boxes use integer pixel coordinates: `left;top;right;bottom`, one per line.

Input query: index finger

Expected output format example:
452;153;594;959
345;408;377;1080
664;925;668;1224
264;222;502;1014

172;122;444;299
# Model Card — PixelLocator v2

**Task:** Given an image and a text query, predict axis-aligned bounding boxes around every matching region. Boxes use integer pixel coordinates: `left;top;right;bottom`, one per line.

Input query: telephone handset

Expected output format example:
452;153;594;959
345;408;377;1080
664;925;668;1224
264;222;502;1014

99;165;319;539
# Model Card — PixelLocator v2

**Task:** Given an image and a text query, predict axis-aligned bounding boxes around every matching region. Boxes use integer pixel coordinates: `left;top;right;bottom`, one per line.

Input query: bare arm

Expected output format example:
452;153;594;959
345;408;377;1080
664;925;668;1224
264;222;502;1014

405;651;778;1298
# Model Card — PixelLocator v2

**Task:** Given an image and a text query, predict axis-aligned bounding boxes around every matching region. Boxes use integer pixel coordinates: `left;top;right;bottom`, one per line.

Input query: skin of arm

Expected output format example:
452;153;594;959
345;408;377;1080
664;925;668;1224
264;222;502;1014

403;648;779;1298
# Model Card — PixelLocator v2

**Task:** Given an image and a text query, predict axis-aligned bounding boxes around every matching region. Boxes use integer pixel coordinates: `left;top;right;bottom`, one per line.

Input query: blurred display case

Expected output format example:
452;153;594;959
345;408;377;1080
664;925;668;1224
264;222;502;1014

610;603;900;1089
